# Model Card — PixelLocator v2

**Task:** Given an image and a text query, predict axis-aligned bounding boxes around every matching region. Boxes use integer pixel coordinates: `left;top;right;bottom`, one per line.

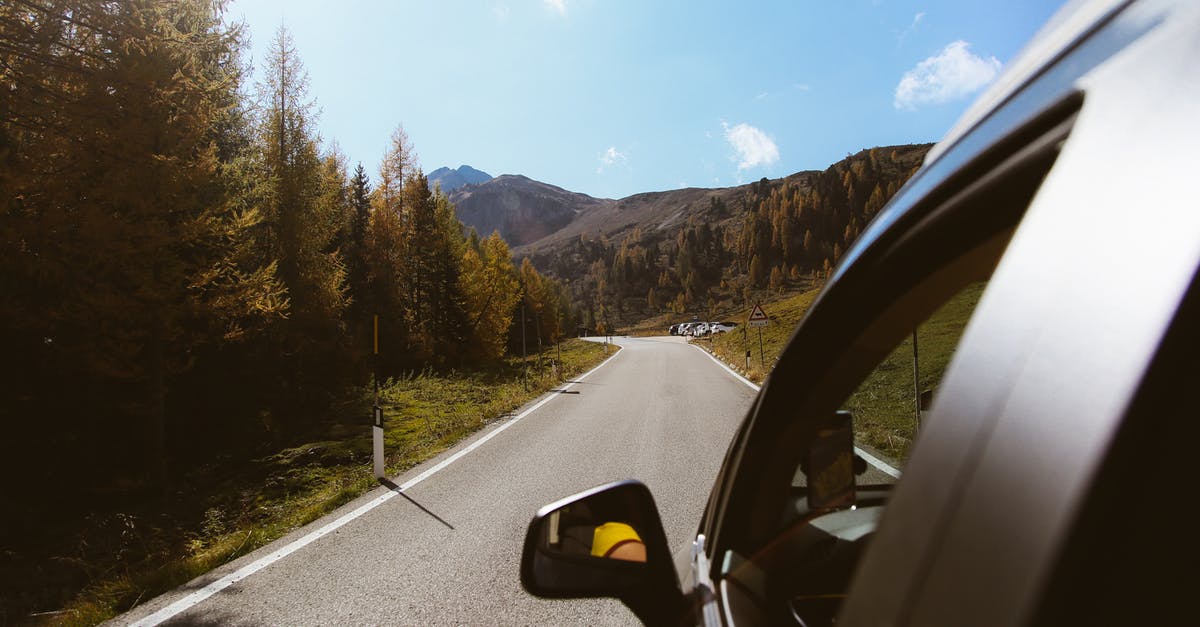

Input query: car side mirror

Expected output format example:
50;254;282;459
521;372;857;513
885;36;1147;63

807;410;857;510
520;480;685;625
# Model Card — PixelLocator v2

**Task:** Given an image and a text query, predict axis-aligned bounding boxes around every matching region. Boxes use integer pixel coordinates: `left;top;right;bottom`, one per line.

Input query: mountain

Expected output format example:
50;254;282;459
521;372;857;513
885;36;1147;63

446;174;610;246
427;165;492;193
438;145;932;327
479;144;933;327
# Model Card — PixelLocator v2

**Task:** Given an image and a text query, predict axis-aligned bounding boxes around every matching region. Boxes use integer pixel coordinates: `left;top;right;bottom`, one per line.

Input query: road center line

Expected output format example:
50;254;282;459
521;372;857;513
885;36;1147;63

688;342;900;479
128;349;623;627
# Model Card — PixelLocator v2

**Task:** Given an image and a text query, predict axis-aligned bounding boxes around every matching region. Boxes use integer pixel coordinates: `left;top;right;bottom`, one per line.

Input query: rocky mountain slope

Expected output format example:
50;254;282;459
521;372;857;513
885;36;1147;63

446;174;610;247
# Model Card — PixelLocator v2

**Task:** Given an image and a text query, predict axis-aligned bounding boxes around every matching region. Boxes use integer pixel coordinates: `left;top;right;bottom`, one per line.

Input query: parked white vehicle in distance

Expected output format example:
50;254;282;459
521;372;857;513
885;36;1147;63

709;322;738;334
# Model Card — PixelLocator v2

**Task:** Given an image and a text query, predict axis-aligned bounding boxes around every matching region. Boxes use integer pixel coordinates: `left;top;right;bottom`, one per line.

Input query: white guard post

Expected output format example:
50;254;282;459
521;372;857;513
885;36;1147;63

373;405;385;479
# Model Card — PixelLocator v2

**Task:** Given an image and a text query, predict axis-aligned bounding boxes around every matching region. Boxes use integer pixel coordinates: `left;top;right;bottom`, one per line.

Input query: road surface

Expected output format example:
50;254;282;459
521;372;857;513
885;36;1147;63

109;336;758;626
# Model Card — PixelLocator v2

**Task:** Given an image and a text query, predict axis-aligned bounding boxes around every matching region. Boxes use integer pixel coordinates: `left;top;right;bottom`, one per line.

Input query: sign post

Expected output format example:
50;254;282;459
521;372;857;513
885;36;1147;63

748;303;770;369
912;328;921;425
373;315;385;479
743;325;750;370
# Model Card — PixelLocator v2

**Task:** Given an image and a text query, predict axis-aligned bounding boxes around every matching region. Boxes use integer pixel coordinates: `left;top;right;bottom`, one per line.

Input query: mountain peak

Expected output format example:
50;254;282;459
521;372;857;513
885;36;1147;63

446;174;608;247
427;165;493;193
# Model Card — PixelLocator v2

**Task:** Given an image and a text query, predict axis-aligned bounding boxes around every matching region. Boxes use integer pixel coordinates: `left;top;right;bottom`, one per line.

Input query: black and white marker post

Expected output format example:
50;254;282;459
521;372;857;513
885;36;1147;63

373;315;385;479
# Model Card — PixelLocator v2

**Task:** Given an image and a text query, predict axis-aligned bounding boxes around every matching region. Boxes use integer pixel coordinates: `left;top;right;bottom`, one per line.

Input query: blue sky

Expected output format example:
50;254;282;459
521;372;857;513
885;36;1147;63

225;1;1066;199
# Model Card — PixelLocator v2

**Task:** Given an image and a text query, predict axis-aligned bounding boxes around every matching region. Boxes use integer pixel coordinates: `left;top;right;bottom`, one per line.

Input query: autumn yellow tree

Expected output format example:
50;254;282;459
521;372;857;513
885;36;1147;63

460;232;521;361
0;0;287;486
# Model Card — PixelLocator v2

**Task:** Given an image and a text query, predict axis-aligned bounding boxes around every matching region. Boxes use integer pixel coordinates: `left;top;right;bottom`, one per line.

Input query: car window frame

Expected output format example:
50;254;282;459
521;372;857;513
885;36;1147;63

700;93;1082;580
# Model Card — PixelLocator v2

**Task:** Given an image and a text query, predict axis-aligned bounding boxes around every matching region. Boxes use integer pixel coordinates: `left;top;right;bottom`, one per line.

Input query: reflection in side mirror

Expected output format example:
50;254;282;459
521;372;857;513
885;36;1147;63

544;513;648;562
521;480;685;625
807;410;856;510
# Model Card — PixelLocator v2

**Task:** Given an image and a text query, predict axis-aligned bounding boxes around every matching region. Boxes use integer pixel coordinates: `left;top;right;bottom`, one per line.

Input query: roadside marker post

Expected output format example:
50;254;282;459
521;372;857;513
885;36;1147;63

743;325;750;370
373;315;385;479
373;406;384;479
912;328;921;426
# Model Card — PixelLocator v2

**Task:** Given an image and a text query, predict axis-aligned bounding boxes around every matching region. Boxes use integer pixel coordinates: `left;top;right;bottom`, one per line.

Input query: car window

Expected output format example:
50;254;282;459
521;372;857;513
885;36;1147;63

765;269;1000;627
843;281;986;472
708;88;1073;622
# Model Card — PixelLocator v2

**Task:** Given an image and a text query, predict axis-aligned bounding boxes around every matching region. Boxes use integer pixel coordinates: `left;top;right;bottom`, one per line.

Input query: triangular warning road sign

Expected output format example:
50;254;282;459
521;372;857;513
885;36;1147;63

748;303;769;326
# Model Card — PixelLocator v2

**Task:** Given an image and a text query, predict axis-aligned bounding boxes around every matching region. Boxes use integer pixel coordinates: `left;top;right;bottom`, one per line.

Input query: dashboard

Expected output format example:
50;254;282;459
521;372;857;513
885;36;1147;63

718;488;891;626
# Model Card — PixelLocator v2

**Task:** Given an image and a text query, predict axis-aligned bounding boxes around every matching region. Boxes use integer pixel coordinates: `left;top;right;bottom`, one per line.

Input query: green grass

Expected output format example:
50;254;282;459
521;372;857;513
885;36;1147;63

16;339;613;627
704;287;824;383
843;283;984;462
697;282;985;466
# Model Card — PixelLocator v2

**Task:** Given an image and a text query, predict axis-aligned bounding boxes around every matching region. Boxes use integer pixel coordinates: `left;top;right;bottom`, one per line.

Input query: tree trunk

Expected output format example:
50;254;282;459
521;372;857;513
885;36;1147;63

147;316;168;492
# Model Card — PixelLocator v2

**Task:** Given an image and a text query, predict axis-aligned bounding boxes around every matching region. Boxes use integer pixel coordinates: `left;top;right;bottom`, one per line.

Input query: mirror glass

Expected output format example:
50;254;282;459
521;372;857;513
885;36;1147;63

522;480;672;599
542;504;648;563
807;410;857;510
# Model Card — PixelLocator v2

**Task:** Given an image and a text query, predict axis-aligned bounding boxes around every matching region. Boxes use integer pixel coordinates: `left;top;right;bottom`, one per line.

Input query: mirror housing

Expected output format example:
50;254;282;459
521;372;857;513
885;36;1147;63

520;480;686;624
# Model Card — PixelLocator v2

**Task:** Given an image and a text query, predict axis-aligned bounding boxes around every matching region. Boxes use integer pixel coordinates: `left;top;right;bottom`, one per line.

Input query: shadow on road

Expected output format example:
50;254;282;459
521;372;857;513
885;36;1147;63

551;389;581;395
159;609;251;626
378;478;455;530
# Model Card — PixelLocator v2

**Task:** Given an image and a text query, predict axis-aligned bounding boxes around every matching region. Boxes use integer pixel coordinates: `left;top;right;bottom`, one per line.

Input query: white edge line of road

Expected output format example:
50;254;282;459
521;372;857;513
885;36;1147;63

127;349;624;627
689;342;900;479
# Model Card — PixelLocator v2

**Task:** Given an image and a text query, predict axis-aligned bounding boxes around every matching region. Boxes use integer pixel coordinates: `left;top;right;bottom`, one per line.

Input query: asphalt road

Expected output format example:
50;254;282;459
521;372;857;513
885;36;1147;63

109;336;758;626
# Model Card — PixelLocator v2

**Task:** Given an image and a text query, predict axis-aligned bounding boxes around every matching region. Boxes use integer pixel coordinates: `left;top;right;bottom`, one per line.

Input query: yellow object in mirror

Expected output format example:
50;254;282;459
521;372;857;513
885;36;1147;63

591;522;647;562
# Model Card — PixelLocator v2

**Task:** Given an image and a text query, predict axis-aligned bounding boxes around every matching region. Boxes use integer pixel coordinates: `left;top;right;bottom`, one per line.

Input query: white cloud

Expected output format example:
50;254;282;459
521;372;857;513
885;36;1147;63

894;40;1001;110
492;4;510;21
597;146;627;174
544;0;566;16
896;11;925;46
723;122;780;171
755;92;769;101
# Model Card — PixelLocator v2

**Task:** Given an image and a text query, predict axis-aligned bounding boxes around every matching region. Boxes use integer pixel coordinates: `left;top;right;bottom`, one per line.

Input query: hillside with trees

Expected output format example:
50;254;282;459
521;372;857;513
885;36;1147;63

517;145;931;331
0;0;931;504
0;1;576;499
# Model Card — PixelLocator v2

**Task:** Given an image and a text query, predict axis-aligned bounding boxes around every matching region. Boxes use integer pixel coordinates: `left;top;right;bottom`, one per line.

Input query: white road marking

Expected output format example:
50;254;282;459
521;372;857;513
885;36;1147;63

689;342;901;479
689;340;758;390
127;349;623;627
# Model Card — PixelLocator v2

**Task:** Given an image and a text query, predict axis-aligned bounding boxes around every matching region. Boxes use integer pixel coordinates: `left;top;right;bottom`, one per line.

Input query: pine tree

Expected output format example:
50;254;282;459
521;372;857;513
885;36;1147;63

377;125;417;213
460;232;521;361
427;184;469;362
255;25;348;420
347;163;372;313
0;0;286;487
749;254;765;288
769;265;785;293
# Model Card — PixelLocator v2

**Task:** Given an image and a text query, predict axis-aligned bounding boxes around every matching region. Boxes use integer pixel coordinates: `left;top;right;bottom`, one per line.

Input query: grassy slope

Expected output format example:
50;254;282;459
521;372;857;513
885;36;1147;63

843;282;984;461
692;282;983;465
15;340;612;627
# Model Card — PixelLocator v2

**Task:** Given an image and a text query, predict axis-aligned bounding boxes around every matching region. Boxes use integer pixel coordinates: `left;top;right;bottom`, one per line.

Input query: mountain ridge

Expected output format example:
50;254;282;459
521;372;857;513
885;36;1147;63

436;144;933;328
446;173;609;246
475;144;934;327
427;165;492;193
443;146;925;257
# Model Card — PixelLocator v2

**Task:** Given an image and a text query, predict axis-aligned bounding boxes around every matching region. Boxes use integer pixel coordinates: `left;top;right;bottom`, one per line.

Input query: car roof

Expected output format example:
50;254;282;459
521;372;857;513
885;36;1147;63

928;0;1125;165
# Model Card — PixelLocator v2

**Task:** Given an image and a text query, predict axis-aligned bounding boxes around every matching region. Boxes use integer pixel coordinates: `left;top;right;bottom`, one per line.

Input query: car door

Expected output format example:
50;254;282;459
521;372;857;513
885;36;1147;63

694;1;1200;625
